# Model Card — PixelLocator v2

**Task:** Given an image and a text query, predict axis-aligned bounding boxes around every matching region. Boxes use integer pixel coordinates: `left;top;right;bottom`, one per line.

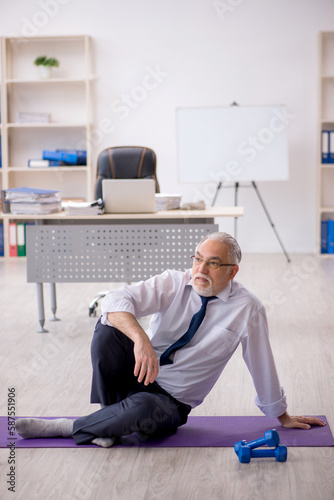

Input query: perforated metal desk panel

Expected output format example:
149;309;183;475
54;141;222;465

26;221;218;283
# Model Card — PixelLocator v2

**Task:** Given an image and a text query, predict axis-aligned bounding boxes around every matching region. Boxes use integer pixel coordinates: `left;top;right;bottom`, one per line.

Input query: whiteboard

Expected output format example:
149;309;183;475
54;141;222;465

176;105;289;183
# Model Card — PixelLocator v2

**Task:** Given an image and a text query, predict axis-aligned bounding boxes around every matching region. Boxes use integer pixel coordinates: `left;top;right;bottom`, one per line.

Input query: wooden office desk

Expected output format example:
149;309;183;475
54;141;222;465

5;207;244;331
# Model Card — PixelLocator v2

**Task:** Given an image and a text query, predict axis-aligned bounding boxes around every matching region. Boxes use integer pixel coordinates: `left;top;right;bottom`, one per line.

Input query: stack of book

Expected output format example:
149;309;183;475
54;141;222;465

63;199;105;215
28;149;87;168
155;194;182;211
1;187;63;214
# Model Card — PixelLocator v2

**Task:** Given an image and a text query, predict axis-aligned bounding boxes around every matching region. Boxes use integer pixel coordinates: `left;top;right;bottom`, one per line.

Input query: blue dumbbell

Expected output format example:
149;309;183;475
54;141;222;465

251;445;287;462
236;445;252;463
234;429;280;455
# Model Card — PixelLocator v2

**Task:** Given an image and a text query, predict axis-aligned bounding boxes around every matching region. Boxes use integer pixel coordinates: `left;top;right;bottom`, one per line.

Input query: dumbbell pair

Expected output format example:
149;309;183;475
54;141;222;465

234;429;287;463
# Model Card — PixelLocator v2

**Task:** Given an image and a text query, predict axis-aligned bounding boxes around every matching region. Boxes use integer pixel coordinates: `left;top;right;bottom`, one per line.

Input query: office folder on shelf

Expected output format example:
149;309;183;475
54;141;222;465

322;130;334;164
322;130;330;164
330;131;334;163
321;220;328;254
28;159;62;168
42;149;87;166
9;222;17;257
328;220;334;254
56;149;87;165
43;150;78;165
0;223;4;257
17;222;26;257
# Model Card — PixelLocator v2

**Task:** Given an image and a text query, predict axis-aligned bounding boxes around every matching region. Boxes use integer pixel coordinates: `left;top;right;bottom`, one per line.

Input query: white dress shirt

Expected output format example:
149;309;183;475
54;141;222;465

101;269;287;417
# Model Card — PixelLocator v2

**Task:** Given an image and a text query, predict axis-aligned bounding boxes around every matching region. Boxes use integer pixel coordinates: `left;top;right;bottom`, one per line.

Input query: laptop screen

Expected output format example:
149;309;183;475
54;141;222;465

102;179;156;213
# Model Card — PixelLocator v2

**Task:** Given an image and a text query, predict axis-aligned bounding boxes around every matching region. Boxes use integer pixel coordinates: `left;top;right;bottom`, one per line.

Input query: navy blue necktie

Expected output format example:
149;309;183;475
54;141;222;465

159;295;216;366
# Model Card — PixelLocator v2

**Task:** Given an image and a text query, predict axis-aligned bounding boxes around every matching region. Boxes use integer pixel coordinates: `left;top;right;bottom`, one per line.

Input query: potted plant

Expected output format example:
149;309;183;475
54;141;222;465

34;56;60;79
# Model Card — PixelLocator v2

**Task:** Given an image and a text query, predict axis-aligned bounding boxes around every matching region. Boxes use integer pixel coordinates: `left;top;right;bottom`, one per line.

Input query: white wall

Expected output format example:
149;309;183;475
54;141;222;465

1;0;334;253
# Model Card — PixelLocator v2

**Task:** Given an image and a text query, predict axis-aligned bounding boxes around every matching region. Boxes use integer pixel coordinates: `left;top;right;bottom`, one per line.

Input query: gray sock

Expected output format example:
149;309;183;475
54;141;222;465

15;418;74;439
91;437;116;448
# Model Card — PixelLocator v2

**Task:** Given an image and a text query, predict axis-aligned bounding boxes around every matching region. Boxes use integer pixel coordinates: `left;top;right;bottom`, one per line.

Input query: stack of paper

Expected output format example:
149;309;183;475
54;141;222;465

16;112;50;123
63;199;105;215
155;194;182;211
180;200;206;210
1;187;62;214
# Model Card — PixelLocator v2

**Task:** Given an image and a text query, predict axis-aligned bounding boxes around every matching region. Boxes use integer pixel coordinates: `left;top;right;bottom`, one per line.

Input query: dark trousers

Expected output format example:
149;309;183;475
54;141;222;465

72;318;191;445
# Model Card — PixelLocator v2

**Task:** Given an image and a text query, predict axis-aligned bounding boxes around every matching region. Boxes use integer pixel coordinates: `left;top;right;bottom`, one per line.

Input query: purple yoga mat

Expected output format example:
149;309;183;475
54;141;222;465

1;415;333;448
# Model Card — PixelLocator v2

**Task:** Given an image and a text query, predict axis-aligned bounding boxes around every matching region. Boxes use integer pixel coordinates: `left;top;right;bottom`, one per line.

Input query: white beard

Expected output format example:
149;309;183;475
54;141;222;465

191;272;214;297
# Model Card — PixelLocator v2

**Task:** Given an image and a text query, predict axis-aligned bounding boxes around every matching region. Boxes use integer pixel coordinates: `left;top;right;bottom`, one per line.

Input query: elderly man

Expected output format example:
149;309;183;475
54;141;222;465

16;232;324;446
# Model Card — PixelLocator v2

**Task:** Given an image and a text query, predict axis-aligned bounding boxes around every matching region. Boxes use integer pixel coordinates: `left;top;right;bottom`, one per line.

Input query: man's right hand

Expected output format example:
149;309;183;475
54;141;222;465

106;311;159;385
133;335;159;386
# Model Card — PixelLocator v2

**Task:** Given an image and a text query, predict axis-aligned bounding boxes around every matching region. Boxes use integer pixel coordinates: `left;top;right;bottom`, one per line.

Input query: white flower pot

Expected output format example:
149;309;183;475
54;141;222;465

39;65;52;79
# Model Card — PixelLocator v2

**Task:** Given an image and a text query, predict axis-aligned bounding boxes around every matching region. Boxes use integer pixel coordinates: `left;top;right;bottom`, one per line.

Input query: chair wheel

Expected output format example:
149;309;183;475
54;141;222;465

88;304;97;317
88;292;108;317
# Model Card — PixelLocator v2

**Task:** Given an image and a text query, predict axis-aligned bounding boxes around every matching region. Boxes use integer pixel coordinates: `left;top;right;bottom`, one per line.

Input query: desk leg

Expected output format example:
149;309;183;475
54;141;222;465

36;283;48;333
49;283;60;321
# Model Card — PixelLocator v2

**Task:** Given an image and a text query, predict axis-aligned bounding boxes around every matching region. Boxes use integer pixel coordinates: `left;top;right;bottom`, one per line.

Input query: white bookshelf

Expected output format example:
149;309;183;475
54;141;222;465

0;35;94;258
318;32;334;255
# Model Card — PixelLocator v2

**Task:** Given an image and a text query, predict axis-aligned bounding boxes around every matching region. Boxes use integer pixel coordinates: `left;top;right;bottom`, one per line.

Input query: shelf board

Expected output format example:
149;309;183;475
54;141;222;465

5;35;88;42
320;207;334;213
8;166;88;172
6;122;88;128
321;164;334;168
6;77;96;84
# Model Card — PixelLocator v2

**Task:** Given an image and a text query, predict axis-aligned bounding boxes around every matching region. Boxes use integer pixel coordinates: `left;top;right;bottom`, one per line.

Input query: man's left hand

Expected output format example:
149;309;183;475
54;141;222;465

277;412;326;429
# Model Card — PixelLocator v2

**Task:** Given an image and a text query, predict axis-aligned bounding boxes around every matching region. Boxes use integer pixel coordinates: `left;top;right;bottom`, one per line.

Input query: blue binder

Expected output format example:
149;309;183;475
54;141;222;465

321;220;328;254
56;149;87;165
322;130;330;164
43;150;78;165
43;149;87;165
0;223;4;257
330;131;334;163
328;221;334;254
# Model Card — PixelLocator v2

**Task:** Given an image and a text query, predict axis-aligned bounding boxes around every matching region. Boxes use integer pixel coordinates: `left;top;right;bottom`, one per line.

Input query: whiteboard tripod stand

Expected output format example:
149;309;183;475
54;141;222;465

211;180;291;263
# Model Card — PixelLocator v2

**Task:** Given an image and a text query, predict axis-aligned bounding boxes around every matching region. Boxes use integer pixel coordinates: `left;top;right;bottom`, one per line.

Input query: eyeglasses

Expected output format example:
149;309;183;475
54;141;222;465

190;256;236;270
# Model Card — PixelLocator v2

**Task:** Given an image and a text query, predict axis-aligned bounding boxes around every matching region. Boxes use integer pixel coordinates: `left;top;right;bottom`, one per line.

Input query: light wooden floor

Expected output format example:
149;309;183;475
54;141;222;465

0;253;333;500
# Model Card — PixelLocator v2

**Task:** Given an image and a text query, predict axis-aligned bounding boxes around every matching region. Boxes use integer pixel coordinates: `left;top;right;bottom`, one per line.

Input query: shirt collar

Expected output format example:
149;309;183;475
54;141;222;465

215;281;232;302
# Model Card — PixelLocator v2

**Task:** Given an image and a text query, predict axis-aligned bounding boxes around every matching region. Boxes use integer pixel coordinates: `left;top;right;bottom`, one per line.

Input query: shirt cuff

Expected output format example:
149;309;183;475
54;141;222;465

255;387;288;418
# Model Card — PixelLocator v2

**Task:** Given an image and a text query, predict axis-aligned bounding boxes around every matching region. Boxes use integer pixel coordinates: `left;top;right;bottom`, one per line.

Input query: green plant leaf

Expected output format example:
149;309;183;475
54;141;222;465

34;56;59;67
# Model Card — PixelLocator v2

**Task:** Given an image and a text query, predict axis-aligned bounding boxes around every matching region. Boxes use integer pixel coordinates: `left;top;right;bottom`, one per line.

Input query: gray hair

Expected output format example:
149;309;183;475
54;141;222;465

195;232;242;265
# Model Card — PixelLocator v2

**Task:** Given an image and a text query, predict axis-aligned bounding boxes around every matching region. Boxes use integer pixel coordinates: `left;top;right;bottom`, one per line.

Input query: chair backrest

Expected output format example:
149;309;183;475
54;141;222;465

95;146;159;199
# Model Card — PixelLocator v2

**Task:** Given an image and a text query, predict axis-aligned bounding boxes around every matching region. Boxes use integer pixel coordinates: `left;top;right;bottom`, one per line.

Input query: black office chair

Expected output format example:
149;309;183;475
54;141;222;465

88;146;159;316
95;146;159;199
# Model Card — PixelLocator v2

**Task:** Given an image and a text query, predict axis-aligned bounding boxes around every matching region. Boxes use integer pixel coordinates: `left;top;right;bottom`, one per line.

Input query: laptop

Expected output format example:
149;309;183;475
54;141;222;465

102;179;156;213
